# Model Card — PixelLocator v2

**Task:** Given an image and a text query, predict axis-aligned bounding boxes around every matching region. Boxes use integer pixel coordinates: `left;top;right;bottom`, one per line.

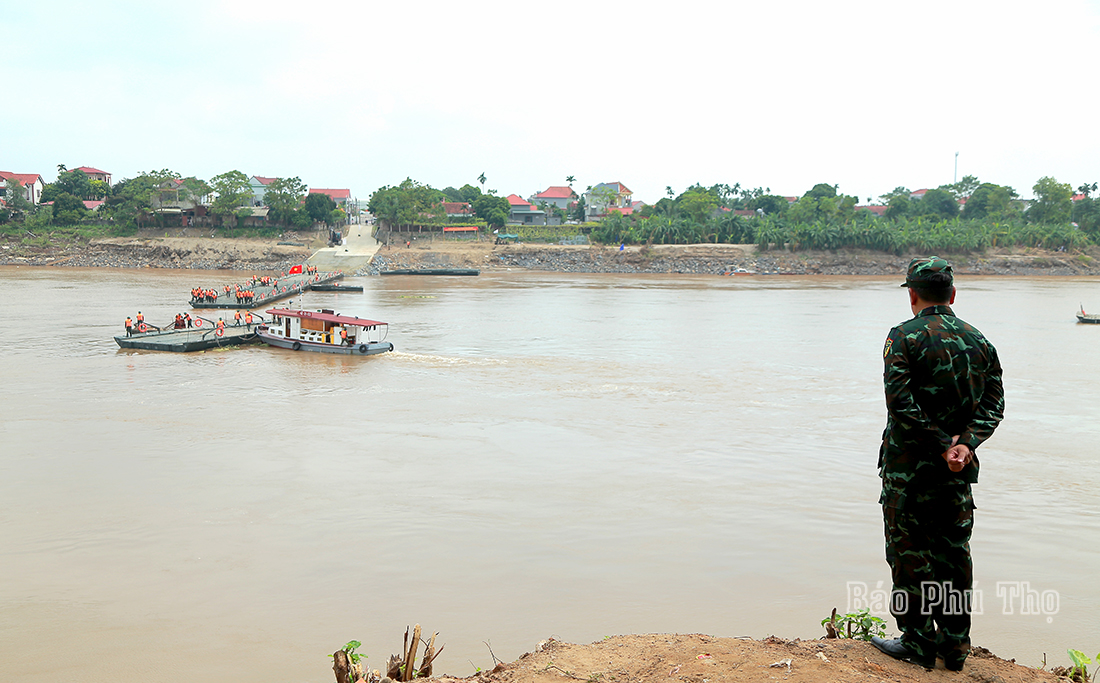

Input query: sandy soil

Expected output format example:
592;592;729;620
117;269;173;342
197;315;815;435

419;634;1071;683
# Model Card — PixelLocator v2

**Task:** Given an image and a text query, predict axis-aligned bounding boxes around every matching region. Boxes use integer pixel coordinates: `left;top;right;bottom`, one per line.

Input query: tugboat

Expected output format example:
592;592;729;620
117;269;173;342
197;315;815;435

256;307;393;355
1078;305;1100;324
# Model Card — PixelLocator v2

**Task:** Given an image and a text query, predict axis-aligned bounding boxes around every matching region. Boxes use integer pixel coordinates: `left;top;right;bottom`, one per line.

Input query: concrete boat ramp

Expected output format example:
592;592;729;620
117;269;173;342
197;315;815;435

306;227;381;272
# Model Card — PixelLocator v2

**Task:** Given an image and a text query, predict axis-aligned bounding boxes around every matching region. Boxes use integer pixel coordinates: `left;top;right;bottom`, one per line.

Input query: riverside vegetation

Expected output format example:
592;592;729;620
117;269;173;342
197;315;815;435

365;176;1100;256
5;171;1100;270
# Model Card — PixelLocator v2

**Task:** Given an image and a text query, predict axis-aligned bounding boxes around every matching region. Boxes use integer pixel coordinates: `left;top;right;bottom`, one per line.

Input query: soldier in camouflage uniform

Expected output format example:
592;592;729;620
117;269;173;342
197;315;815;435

870;257;1004;672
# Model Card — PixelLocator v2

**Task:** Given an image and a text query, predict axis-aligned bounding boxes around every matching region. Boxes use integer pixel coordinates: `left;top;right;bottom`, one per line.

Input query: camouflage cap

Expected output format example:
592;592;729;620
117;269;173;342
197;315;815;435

901;256;953;287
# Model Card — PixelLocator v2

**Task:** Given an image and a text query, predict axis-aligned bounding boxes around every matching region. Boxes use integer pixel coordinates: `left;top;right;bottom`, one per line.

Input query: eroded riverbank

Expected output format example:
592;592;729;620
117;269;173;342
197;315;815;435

3;229;1100;276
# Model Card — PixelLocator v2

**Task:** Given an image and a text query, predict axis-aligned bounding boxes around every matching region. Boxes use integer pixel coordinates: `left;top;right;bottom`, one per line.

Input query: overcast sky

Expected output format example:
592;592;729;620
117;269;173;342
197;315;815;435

5;0;1098;204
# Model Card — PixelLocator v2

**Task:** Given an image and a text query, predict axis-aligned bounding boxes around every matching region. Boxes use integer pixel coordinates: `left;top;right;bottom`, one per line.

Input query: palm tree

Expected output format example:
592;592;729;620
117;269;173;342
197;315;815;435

566;175;575;186
57;164;67;175
477;172;487;188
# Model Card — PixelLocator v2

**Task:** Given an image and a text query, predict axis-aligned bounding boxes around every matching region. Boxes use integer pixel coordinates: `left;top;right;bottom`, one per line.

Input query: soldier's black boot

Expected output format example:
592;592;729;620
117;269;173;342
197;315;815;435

937;645;967;671
871;637;936;669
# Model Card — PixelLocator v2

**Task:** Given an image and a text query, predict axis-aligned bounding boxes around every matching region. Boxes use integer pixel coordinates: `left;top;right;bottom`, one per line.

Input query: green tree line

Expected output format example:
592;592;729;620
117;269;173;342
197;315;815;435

1;168;347;233
368;178;511;230
592;176;1100;253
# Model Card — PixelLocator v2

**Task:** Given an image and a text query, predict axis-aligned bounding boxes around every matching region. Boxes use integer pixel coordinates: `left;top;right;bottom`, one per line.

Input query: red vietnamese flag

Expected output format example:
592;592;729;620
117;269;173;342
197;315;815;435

288;264;303;275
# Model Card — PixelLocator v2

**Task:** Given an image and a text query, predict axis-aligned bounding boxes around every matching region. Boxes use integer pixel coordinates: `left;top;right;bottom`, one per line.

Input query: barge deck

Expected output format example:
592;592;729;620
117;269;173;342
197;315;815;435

379;268;480;276
115;322;263;352
190;269;345;309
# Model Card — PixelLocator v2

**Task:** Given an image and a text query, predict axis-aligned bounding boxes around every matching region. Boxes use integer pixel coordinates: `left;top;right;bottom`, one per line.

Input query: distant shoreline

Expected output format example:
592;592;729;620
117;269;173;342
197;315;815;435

370;240;1100;277
2;231;1099;277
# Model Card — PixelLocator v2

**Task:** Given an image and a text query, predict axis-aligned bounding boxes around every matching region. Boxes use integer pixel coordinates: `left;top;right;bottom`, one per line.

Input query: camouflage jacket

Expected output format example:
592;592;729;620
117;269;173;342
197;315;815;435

879;305;1004;487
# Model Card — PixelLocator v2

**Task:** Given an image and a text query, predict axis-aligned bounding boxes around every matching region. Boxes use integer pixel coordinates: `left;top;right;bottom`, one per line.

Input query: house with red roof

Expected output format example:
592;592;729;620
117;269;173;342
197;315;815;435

309;188;352;206
583;182;633;221
506;193;547;225
530;185;578;210
443;201;474;219
856;204;888;217
249;176;278;206
151;178;211;226
0;171;45;205
74;166;111;185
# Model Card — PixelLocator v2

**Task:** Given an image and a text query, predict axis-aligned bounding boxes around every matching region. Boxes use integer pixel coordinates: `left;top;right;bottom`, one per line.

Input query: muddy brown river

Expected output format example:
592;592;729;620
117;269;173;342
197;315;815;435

1;267;1097;681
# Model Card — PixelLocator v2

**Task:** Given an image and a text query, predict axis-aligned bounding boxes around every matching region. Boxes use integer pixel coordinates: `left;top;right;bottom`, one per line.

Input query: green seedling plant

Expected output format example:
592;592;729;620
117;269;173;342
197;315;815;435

1067;649;1098;682
329;640;366;666
821;608;888;641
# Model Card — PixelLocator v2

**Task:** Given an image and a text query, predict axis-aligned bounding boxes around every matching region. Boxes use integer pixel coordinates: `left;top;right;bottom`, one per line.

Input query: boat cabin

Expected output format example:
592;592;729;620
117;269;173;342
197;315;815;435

265;308;387;348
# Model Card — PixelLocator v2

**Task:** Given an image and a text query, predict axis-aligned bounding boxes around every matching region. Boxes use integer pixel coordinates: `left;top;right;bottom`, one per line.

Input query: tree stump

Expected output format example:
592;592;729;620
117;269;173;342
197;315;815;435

334;650;351;683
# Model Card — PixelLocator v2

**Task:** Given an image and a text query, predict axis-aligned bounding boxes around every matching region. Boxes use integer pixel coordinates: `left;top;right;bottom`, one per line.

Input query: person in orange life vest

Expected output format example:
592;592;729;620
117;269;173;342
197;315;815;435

136;311;144;324
124;316;133;337
245;311;253;325
340;327;350;345
234;311;242;326
185;313;193;328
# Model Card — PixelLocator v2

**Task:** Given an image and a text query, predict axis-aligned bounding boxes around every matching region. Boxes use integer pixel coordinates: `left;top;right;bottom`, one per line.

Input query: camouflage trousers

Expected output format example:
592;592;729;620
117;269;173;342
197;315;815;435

881;483;974;663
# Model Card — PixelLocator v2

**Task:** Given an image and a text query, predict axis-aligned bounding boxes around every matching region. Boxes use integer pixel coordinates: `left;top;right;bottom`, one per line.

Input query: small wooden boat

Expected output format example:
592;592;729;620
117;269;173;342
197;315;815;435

1078;306;1100;324
380;268;480;276
721;266;756;276
256;307;393;355
115;321;262;352
310;283;364;292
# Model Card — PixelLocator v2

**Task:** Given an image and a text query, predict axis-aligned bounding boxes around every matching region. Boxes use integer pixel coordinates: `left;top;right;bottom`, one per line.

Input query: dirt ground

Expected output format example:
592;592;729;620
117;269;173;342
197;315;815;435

424;634;1072;683
4;227;1100;276
374;237;496;267
373;237;1100;276
376;239;756;266
91;234;317;261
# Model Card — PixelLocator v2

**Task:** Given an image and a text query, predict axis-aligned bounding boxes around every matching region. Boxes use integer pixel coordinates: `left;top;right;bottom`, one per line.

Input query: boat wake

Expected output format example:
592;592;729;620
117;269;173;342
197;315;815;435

390;351;508;367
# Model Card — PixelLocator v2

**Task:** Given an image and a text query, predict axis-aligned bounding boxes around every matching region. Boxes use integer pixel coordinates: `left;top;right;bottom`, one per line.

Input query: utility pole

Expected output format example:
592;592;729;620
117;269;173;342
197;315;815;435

954;152;959;184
